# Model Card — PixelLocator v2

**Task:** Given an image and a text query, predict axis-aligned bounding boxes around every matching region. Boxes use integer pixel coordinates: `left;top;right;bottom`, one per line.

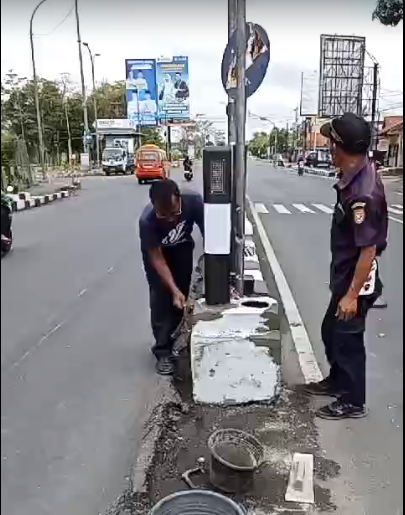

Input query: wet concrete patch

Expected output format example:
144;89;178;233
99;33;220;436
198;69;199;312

146;390;338;514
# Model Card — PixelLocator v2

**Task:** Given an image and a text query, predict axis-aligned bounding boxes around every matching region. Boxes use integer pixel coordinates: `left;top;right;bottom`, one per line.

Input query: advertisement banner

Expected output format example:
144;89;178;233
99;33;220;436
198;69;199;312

156;56;190;122
125;59;158;126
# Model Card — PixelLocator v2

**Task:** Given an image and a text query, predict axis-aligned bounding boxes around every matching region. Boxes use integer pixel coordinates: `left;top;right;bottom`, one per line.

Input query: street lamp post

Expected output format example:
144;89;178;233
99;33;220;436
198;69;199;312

74;0;90;167
30;0;48;178
83;42;101;168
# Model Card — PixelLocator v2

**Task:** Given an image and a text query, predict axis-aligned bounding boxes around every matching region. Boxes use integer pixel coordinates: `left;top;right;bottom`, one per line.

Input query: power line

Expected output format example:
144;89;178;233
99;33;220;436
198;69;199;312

34;4;74;37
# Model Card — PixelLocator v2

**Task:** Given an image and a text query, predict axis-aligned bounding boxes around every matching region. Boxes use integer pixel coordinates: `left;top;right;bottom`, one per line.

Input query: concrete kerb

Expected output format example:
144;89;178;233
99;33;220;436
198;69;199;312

8;186;80;213
246;196;324;386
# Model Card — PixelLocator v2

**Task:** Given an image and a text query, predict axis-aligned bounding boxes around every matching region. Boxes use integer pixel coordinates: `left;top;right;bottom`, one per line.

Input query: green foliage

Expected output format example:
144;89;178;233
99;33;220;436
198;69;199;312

373;0;403;26
141;127;165;149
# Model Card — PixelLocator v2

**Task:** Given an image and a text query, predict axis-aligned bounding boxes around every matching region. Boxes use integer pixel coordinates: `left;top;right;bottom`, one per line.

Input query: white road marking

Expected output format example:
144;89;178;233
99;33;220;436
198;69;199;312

389;216;403;225
395;192;403;197
388;206;404;215
248;197;323;384
273;204;291;214
78;288;88;297
11;321;66;370
254;203;269;214
312;203;334;214
293;203;316;214
392;204;403;210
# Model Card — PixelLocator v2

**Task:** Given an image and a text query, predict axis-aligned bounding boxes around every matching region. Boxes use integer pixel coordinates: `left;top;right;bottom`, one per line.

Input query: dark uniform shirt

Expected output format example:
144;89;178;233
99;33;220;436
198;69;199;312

139;191;204;286
330;159;388;297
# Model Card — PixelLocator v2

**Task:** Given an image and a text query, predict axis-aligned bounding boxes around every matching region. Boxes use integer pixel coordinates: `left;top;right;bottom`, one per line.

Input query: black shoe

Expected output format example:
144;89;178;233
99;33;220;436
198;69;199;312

156;356;174;376
304;378;344;397
316;399;368;420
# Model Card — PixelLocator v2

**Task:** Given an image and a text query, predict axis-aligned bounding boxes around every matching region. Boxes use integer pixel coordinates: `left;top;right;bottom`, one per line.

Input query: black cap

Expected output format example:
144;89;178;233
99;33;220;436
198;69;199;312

320;113;371;155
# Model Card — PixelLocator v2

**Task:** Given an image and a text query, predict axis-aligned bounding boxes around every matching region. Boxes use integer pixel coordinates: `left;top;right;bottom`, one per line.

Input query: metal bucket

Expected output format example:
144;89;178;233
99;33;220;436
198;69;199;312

149;489;246;515
208;429;264;494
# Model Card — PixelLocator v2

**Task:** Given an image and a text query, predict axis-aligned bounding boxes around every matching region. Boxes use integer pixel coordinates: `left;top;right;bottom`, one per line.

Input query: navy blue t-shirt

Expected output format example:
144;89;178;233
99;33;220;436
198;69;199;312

139;191;204;285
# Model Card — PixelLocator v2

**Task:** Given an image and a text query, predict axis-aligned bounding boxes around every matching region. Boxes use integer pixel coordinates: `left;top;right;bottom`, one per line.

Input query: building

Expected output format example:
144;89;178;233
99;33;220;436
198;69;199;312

378;116;403;169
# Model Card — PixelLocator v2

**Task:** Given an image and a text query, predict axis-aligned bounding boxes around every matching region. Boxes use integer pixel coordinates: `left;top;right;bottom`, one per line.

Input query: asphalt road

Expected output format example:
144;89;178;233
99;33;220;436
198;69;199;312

248;161;403;515
1;171;201;515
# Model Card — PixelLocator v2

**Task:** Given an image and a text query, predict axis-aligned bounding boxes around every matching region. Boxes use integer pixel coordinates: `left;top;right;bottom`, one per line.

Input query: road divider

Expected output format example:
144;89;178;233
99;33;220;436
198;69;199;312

8;184;80;213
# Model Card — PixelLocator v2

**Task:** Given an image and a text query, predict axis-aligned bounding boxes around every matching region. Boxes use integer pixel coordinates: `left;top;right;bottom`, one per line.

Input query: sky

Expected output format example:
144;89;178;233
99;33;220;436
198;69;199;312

1;0;403;137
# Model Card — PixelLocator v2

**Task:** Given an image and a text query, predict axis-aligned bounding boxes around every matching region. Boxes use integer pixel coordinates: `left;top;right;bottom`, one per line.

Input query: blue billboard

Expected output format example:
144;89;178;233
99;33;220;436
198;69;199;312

125;59;158;126
156;56;190;122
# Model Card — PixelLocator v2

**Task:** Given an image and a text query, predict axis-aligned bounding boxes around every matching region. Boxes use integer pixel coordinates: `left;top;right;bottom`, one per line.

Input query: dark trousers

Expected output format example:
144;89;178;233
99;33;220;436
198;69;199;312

149;254;193;359
322;295;376;407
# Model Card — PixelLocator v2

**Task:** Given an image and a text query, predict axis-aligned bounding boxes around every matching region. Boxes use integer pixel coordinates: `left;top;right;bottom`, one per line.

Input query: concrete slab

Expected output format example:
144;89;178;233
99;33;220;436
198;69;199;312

191;296;281;405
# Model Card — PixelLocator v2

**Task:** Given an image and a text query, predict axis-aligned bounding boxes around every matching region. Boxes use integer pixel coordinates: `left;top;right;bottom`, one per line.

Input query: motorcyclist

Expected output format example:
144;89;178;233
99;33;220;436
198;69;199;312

183;156;193;172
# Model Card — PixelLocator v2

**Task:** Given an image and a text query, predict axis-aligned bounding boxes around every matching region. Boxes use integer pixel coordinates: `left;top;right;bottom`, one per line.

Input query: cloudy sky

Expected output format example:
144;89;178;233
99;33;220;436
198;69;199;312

1;0;403;136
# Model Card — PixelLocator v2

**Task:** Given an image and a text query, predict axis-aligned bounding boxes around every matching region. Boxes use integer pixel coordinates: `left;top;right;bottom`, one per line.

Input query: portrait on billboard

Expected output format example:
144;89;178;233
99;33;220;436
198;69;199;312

156;57;190;121
125;59;158;126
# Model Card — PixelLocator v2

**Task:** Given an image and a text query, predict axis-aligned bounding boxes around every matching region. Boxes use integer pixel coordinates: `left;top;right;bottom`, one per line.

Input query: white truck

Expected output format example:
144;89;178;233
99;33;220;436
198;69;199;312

102;139;135;176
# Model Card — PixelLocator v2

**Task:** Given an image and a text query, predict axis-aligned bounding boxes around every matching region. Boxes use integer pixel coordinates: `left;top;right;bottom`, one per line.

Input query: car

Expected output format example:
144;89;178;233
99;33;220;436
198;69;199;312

305;150;332;168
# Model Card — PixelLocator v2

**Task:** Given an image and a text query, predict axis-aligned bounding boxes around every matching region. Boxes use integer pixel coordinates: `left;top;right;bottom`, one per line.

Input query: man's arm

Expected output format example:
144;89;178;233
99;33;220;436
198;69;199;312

140;218;185;308
337;199;377;320
193;193;204;237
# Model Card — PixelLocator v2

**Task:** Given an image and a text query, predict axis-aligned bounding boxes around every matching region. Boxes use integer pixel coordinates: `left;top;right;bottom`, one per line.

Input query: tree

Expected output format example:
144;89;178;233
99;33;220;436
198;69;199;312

249;131;270;158
141;127;165;148
373;0;403;26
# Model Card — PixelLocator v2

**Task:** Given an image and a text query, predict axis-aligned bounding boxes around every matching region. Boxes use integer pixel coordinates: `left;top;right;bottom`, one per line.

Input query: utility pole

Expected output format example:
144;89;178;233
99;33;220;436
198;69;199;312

60;74;73;167
233;0;247;295
371;62;379;151
74;0;90;164
83;42;101;168
30;0;48;178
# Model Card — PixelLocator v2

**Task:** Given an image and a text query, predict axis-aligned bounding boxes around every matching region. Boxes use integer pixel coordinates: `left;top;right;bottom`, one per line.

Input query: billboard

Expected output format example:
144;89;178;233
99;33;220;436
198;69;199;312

319;35;366;118
156;56;190;122
125;59;158;126
300;70;319;117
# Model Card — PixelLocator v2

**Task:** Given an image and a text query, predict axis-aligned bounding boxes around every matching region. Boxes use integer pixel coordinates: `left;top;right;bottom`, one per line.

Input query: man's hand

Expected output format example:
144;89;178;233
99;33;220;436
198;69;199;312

336;293;358;321
173;289;186;310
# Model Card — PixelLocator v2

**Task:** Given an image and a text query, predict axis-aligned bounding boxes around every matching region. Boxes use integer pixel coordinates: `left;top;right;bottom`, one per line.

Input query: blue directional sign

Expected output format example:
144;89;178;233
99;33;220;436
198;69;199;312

221;22;270;99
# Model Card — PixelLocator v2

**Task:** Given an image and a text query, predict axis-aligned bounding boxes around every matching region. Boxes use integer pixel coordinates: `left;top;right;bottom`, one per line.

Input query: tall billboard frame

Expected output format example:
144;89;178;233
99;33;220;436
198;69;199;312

318;34;366;118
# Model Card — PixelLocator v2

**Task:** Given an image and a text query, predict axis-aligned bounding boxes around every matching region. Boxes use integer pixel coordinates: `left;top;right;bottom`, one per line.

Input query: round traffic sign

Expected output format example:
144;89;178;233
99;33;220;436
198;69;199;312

221;22;270;99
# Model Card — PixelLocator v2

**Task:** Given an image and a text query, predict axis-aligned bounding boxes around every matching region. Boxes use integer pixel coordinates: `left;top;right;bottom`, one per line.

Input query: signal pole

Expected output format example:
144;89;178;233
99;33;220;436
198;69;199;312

232;0;247;295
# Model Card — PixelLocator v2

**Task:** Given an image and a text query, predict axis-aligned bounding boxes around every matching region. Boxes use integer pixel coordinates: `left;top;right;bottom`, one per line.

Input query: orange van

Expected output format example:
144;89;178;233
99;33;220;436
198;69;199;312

136;144;170;184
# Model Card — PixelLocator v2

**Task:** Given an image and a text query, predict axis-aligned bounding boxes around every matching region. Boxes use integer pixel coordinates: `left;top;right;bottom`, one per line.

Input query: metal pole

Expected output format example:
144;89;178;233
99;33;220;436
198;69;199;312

84;43;101;168
74;0;90;160
30;0;47;178
227;0;237;146
371;62;379;151
233;0;246;295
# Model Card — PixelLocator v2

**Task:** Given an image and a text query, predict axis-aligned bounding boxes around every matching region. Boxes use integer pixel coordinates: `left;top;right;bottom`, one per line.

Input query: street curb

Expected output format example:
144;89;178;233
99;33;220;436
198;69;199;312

131;378;182;495
246;196;324;385
9;188;78;213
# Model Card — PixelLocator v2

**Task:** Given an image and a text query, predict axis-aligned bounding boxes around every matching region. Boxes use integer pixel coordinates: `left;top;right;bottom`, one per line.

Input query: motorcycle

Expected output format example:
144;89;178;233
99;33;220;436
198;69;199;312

298;160;305;176
1;189;13;257
184;162;193;182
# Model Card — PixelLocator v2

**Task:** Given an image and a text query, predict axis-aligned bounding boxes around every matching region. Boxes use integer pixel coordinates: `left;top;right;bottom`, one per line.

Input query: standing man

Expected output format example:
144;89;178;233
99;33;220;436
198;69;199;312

306;113;388;420
139;179;204;375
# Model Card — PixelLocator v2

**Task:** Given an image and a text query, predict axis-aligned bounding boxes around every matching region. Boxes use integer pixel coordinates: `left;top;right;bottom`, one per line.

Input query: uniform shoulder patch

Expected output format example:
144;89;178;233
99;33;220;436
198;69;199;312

352;202;366;225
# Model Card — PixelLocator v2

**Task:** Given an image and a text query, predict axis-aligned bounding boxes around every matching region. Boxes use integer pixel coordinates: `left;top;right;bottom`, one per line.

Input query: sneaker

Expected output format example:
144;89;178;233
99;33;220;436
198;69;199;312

304;378;344;397
316;399;368;420
156;356;175;376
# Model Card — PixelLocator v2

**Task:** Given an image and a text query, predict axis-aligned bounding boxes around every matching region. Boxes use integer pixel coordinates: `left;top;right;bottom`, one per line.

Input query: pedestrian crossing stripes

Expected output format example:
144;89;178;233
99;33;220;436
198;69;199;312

254;202;403;217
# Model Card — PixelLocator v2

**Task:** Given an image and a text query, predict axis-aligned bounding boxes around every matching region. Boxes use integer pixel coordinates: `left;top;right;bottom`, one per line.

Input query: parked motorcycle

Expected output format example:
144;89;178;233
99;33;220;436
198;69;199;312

1;189;13;257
